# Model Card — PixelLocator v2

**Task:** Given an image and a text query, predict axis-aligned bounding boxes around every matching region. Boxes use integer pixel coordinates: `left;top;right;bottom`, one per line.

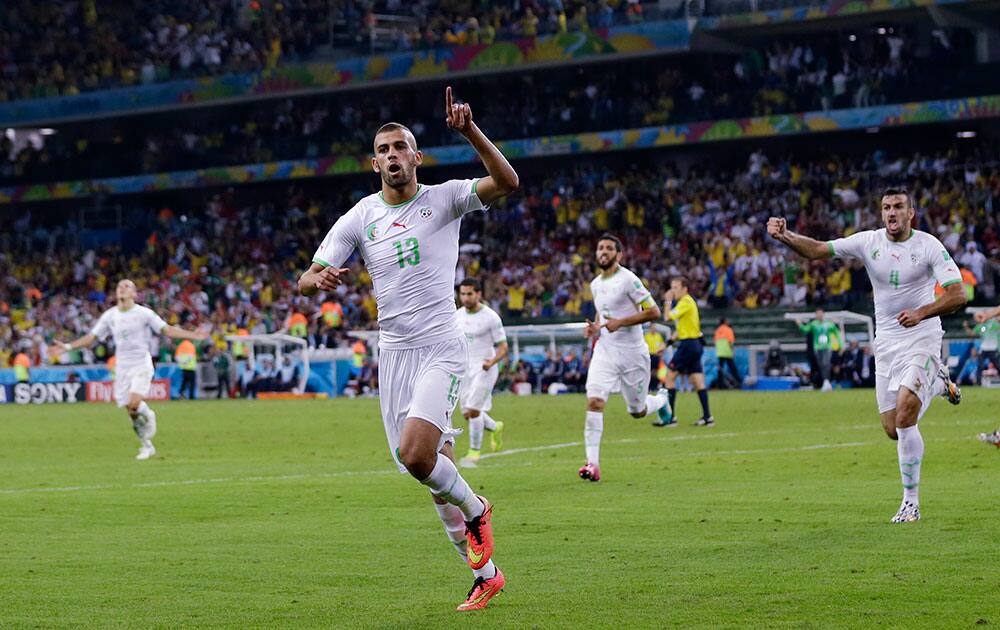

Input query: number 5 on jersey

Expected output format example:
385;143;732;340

393;238;421;268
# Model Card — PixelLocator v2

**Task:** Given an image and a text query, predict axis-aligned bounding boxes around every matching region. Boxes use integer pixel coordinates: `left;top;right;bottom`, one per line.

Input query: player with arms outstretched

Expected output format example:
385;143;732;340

298;87;518;611
768;188;965;522
48;279;209;459
455;277;508;468
579;234;671;481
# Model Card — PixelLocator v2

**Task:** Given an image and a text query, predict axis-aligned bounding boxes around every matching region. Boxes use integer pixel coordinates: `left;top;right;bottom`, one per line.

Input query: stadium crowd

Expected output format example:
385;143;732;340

0;0;673;103
3;143;999;378
5;26;990;186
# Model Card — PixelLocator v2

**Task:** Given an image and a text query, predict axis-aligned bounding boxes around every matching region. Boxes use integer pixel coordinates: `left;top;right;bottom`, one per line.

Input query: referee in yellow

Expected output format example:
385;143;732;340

660;277;714;427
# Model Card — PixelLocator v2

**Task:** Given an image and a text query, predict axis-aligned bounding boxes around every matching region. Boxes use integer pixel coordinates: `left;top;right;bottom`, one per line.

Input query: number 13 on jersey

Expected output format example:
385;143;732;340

393;238;421;268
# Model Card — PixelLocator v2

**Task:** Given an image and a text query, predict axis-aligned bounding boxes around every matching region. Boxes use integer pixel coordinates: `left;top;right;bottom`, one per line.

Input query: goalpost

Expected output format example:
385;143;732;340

223;333;310;394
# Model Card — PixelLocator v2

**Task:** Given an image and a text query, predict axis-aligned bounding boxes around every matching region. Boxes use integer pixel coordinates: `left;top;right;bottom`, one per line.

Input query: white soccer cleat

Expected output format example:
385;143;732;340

821;379;833;392
136;444;156;460
937;365;961;405
890;501;920;523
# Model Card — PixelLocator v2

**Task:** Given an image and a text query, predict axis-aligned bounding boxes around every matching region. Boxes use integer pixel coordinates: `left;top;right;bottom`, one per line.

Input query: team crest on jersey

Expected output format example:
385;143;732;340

910;253;918;265
419;207;433;221
366;222;380;241
870;248;880;260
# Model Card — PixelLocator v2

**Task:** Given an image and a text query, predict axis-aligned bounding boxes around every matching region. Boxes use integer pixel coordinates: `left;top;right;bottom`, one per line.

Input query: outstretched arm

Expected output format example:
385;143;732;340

47;332;97;358
445;86;519;204
163;325;210;341
974;305;1000;323
767;217;833;260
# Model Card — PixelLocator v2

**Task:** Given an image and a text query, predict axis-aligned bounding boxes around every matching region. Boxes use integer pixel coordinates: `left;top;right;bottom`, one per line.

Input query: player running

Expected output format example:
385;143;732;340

298;87;518;611
580;234;671;481
455;277;508;468
767;187;965;523
48;279;209;460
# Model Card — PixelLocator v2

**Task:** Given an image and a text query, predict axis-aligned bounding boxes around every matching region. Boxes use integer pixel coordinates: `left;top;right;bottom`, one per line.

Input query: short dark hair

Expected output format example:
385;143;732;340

881;187;911;207
672;276;688;288
459;277;482;292
373;122;417;150
597;233;623;253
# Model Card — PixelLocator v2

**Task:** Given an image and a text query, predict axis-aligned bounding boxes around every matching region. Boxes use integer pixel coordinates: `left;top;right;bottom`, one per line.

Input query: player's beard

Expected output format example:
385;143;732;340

596;257;615;270
381;164;413;189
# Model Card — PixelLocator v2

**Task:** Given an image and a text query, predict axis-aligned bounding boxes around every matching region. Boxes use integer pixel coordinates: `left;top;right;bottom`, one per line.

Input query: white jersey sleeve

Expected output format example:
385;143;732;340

627;274;655;309
91;309;113;340
440;178;489;218
144;307;169;334
488;309;507;346
925;236;962;288
828;231;871;260
313;208;362;268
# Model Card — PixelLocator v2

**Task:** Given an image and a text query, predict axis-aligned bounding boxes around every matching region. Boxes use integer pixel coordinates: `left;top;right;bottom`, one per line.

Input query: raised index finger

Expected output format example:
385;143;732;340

445;86;453;116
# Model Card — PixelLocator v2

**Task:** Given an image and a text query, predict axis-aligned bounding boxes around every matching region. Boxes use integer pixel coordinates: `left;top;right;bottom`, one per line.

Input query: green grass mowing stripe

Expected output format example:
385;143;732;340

0;390;997;628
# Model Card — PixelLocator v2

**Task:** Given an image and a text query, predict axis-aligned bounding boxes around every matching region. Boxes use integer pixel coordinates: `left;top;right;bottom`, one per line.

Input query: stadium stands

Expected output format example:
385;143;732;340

2;139;998;375
0;0;687;101
3;27;994;185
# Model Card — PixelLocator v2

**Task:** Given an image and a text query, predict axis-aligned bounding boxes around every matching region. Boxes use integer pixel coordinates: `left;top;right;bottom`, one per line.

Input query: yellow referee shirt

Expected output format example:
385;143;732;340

668;294;701;339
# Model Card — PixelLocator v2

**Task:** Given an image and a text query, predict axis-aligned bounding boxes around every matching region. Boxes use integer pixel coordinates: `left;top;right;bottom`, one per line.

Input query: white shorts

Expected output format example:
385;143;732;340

115;362;154;408
459;362;499;412
585;342;650;414
874;334;943;419
378;336;468;473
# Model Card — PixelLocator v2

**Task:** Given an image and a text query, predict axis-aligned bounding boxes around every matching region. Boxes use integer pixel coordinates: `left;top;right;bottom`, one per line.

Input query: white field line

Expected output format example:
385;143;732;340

0;417;989;496
479;431;741;460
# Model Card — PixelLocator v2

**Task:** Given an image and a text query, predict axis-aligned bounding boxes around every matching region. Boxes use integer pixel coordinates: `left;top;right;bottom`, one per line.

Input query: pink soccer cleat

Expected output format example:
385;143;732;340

578;462;601;482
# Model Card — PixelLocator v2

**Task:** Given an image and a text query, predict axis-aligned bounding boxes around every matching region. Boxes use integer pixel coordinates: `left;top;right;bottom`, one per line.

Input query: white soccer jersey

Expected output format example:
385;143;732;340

590;265;655;350
456;303;506;365
90;305;168;370
828;228;961;342
313;179;488;350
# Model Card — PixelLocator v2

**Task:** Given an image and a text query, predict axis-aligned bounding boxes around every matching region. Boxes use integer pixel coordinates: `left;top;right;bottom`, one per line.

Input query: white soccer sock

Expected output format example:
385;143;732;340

897;425;924;504
137;402;157;441
473;560;497;580
480;411;497;432
434;502;469;563
468;416;485;450
930;375;946;397
433;502;497;579
643;392;667;417
421;455;485;520
585;411;604;465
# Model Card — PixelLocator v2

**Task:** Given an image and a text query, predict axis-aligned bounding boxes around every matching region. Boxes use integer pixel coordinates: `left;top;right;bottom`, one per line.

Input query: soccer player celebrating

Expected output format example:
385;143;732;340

661;277;714;427
48;279;209;460
298;87;518;611
455;277;508;468
580;234;671;481
768;188;965;523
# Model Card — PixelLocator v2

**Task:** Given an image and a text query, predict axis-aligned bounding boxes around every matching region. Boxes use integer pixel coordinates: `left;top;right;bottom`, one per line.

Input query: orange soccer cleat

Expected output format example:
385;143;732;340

456;568;505;612
465;495;494;570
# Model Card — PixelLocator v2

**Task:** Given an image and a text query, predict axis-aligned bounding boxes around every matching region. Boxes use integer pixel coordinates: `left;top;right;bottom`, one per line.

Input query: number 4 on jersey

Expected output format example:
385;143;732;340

393;238;421;268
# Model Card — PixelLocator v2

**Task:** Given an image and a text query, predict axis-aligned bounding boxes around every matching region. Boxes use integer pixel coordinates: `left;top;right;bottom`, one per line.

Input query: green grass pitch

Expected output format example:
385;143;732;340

1;389;998;628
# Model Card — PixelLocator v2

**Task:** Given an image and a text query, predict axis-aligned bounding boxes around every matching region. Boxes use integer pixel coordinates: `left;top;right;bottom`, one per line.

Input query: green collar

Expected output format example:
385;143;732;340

379;184;423;207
